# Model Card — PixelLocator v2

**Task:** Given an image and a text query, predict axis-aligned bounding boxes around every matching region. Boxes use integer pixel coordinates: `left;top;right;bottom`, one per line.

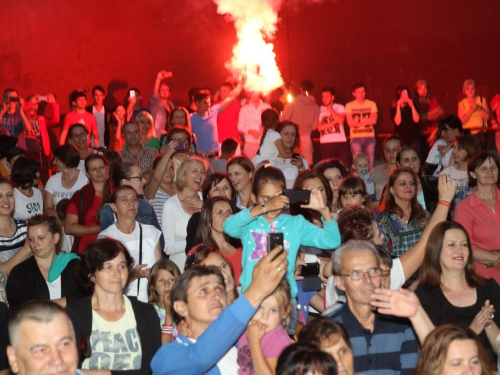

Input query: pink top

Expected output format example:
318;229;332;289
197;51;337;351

455;187;500;284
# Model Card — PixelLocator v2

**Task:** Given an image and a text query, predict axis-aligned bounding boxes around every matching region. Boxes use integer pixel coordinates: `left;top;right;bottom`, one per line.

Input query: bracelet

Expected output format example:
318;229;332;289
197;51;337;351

438;200;451;209
162;323;174;335
261;201;268;214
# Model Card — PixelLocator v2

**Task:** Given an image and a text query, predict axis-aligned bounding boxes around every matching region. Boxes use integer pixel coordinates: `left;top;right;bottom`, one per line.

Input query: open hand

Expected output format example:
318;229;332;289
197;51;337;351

437;174;456;203
371;288;420;318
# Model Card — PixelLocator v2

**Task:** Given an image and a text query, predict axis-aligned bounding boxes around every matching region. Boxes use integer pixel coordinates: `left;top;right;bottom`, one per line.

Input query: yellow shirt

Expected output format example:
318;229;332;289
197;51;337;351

459;97;486;135
345;99;378;138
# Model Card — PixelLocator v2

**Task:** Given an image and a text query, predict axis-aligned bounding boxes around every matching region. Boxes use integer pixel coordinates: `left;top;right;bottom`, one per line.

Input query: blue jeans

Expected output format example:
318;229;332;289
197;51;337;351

350;137;376;169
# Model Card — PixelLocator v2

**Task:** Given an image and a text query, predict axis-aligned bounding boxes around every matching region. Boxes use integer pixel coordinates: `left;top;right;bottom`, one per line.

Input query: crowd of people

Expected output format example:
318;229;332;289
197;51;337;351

0;73;500;375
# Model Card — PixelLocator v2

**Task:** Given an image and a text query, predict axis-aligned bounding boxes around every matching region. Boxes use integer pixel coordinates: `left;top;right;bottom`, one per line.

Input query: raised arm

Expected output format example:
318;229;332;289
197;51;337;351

144;140;177;200
220;76;246;112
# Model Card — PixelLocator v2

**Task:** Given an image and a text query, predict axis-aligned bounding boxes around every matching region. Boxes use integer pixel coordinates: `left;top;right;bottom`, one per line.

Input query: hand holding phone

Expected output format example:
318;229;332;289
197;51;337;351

267;233;284;260
129;90;136;98
292;152;300;160
174;141;188;151
283;189;311;205
299;262;320;277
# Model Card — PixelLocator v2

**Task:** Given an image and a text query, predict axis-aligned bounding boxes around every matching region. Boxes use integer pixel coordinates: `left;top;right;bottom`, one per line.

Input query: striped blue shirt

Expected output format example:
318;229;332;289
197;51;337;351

0;219;27;262
329;303;418;375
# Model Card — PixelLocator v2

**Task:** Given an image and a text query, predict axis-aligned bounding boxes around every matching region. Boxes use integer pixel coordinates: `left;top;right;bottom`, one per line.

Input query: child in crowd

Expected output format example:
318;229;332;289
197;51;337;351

351;152;375;201
211;138;238;173
339;176;368;209
223;166;341;330
148;259;181;344
237;280;292;375
252;109;290;166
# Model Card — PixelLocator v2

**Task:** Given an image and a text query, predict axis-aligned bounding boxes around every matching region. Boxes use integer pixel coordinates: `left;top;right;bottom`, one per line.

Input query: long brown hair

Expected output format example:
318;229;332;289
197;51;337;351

197;197;236;248
378;167;427;220
414;324;493;375
147;259;181;306
418;221;485;289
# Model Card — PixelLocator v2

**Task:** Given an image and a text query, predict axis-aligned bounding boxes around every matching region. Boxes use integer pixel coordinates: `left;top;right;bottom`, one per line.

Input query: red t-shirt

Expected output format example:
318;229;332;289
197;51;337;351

218;248;243;287
66;194;102;254
216;100;241;142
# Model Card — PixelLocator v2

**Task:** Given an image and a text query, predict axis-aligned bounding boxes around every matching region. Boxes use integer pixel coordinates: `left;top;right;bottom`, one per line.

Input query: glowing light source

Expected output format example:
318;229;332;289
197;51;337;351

287;93;293;103
214;0;284;95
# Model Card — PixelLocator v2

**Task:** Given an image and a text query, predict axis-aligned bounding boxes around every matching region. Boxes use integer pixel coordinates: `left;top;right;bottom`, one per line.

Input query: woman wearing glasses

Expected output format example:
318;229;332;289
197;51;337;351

376;167;430;257
99;163;163;240
65;155;108;254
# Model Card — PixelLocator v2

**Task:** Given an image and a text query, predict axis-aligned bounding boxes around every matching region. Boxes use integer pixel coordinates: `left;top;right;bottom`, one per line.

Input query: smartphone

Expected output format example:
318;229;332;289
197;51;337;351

299;262;320;277
129;90;136;98
283;189;311;205
292;152;300;160
174;141;187;151
267;233;284;258
9;97;20;102
38;95;48;101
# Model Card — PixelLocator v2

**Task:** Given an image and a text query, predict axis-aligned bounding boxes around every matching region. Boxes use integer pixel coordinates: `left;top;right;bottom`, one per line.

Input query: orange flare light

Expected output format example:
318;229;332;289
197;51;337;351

214;0;284;95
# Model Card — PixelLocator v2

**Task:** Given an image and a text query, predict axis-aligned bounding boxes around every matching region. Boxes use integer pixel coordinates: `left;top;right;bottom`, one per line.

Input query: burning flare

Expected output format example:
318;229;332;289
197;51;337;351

214;0;284;94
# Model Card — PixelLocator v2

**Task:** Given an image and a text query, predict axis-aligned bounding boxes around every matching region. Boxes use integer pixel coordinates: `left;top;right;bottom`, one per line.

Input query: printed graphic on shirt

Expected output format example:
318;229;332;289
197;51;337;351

249;222;290;261
86;328;141;370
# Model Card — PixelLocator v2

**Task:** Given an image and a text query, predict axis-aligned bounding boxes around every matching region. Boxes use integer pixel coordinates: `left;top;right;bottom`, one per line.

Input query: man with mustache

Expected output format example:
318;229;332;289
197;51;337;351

329;240;419;375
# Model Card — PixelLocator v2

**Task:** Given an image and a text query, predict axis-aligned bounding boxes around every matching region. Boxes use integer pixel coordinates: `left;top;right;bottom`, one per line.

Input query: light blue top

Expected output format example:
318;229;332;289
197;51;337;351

223;208;341;297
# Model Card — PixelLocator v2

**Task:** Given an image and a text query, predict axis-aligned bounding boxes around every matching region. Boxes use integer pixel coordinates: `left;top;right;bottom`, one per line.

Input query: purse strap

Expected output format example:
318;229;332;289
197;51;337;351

137;223;143;295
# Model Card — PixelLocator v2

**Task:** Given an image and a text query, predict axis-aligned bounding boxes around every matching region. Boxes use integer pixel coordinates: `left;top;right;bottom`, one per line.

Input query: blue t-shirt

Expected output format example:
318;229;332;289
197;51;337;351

190;104;221;153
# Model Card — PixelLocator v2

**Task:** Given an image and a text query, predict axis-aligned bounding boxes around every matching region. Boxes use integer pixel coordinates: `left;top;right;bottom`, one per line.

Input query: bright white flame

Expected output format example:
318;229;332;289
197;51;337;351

287;93;293;103
214;0;284;95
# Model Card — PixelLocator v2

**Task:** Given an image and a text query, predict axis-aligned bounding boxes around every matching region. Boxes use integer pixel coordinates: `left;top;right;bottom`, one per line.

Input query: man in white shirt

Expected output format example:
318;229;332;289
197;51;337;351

317;86;350;168
237;92;271;160
85;85;109;148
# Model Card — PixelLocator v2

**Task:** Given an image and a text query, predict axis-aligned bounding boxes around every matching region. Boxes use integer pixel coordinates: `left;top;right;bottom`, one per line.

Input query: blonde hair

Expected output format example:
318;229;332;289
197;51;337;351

136;111;156;138
271;279;292;328
462;79;476;94
353;152;369;165
175;156;207;191
148;260;181;306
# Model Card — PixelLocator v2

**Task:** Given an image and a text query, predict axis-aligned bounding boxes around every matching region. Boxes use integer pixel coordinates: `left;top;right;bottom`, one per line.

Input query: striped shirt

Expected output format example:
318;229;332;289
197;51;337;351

0;219;27;262
329;303;418;375
148;188;172;226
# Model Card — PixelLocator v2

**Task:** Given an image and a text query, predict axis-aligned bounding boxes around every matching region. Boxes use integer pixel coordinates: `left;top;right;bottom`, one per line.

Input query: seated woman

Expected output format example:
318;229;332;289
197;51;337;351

99;162;162;234
185;245;238;305
273;121;307;188
440;135;481;210
297;318;354;375
396;146;427;209
144;141;178;225
67;237;161;375
65;155;108;254
455;152;500;285
162;157;206;270
185;173;239;253
44;145;88;251
98;186;162;303
6;214;83;311
0;178;31;281
67;124;103;172
415;325;494;375
416;221;500;360
10;156;43;220
188;197;242;284
162;126;194;179
376;167;431;257
315;158;348;213
227;156;255;209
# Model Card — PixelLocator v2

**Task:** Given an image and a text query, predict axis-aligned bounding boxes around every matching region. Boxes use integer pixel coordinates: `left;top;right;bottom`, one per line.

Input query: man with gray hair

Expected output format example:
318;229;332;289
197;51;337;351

328;240;419;375
7;300;81;375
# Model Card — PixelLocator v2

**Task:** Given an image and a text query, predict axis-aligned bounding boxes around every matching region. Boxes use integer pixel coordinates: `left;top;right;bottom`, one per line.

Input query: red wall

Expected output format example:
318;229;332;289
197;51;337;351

1;0;499;135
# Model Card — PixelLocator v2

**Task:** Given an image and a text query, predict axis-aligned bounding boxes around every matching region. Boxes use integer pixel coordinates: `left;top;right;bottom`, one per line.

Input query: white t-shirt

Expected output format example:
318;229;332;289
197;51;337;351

82;296;142;371
319;104;347;143
186;337;239;375
237;100;272;143
45;171;88;206
253;129;281;166
46;275;62;300
98;222;161;303
440;165;468;181
14;187;43;220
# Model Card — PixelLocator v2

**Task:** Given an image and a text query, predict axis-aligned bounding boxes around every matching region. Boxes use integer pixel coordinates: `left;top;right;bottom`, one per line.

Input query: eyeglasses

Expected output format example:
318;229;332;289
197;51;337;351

126;175;144;181
339;267;381;281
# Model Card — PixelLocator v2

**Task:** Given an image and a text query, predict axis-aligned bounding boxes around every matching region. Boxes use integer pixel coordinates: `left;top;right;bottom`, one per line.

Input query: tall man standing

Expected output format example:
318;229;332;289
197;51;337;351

85;85;110;148
150;70;174;138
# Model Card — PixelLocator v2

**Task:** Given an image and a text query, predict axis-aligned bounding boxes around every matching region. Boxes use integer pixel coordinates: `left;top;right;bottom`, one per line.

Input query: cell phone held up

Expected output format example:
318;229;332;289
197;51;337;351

283;189;311;205
267;233;284;260
174;141;188;151
292;152;300;160
299;262;320;277
8;97;20;103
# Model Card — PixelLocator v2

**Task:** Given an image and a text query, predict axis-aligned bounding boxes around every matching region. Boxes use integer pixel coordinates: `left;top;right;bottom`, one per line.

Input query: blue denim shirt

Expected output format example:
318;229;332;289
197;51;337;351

100;199;164;250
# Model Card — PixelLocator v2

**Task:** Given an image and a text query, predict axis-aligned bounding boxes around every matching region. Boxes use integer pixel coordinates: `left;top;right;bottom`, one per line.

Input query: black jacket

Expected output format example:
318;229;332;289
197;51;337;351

6;256;84;312
66;295;161;375
85;105;111;147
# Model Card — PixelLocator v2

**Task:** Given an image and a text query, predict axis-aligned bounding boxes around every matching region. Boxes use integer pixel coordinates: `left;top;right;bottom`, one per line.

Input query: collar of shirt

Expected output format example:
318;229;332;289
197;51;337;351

469;186;500;208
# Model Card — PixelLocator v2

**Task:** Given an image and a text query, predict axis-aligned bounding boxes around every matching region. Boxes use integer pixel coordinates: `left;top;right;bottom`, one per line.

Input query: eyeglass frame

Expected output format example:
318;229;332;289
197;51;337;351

338;267;382;281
